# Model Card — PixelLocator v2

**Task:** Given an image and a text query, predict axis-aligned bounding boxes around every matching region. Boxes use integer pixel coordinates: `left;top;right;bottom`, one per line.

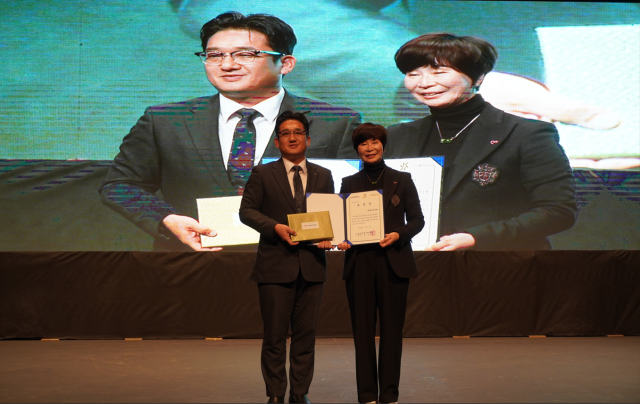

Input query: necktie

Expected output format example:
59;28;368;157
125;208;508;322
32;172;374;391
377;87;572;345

292;165;305;213
228;108;261;195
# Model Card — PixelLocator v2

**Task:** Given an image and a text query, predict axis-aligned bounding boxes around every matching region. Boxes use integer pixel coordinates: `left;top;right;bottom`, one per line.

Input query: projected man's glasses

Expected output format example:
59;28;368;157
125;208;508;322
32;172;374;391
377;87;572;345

195;50;285;65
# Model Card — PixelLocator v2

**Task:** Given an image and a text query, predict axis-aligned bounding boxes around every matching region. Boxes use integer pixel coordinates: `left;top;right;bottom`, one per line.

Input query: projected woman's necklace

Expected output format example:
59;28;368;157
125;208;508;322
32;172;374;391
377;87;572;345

436;114;481;144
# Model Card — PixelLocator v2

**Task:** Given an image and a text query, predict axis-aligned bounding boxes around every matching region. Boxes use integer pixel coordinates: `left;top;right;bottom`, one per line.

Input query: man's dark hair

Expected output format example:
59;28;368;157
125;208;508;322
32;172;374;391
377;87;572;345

276;111;310;138
352;123;387;151
200;11;297;56
395;33;497;86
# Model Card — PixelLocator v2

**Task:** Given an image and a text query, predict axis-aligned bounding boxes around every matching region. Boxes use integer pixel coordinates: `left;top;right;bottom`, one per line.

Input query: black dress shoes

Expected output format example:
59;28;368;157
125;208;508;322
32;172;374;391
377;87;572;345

288;394;311;403
267;396;285;403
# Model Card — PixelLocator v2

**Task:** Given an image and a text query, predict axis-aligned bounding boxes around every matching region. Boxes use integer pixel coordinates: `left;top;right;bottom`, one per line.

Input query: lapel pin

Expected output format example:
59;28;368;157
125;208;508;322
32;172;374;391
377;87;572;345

472;163;500;187
490;140;499;145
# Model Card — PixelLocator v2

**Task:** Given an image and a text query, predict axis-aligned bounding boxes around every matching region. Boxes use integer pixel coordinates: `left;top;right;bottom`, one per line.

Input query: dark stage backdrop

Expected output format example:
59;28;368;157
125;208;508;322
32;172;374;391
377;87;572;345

1;251;639;340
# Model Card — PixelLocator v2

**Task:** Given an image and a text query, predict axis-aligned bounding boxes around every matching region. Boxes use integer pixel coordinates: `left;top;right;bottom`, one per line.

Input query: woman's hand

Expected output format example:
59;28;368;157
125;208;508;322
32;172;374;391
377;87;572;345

426;233;475;251
337;242;351;251
380;232;400;248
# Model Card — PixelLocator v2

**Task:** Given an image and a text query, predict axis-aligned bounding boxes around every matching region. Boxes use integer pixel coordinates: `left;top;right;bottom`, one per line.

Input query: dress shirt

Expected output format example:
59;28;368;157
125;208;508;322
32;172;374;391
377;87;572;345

282;157;308;198
219;88;286;168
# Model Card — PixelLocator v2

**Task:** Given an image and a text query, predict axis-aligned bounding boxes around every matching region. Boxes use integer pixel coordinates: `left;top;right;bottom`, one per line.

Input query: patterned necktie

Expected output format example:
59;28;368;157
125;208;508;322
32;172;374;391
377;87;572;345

292;165;305;213
228;108;261;195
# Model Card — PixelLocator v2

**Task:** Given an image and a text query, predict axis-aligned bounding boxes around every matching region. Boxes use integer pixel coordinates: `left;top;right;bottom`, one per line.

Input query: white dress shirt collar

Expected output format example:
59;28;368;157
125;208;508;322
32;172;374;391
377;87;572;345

282;157;307;174
218;88;286;168
282;157;308;197
219;88;285;123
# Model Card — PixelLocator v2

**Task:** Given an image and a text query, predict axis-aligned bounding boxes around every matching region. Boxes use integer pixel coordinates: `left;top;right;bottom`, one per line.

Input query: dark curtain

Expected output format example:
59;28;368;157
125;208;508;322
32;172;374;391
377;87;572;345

1;251;638;339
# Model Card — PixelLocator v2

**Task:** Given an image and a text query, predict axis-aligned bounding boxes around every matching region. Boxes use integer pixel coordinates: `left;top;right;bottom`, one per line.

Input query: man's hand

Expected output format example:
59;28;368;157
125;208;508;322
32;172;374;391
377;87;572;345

275;224;299;246
337;242;351;251
380;232;400;248
317;240;333;250
426;233;475;251
162;214;222;251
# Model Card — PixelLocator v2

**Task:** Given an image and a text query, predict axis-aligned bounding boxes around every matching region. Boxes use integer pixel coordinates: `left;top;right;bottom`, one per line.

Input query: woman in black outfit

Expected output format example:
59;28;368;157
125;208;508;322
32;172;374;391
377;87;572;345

386;33;576;250
338;123;425;404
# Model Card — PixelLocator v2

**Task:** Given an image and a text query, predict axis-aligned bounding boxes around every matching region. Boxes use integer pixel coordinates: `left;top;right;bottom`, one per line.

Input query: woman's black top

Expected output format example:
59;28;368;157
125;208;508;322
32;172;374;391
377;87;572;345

360;158;386;191
426;94;487;184
356;159;387;256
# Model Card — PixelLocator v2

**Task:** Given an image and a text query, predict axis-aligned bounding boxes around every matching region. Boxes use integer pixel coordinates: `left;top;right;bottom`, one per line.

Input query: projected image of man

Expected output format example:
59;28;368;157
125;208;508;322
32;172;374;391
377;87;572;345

98;12;361;251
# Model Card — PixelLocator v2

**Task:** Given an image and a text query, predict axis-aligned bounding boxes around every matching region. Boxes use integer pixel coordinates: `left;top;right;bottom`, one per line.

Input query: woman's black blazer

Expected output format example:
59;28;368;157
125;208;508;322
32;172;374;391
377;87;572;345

340;167;425;279
386;103;576;250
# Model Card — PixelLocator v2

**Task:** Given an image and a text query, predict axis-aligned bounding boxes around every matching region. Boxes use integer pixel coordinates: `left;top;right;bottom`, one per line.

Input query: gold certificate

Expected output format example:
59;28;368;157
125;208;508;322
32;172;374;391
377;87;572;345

288;211;334;242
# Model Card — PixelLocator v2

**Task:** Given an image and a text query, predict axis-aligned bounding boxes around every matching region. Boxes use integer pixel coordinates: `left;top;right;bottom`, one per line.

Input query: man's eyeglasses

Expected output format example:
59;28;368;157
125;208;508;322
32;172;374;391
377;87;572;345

278;130;307;139
195;50;285;65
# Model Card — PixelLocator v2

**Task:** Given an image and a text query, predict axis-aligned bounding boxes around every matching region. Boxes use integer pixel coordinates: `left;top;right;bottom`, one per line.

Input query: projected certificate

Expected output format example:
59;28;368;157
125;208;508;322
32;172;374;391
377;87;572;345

307;190;384;246
386;157;444;250
197;196;259;247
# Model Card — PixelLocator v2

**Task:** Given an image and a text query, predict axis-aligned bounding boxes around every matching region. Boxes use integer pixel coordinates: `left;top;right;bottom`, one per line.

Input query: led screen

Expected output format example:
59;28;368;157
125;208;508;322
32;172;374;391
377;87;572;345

1;1;638;251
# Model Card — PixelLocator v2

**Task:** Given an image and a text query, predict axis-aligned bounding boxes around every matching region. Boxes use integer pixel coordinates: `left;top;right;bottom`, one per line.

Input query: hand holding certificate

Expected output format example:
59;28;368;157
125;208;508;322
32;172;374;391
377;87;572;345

197;196;259;247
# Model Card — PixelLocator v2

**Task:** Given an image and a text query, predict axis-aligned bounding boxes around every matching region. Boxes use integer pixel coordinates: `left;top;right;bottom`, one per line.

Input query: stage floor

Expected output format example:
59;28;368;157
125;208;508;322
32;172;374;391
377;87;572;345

1;337;639;403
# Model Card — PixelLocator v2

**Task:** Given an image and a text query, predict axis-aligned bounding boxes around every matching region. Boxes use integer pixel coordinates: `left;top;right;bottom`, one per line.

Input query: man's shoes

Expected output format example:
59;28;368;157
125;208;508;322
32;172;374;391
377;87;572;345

288;394;311;403
267;397;285;403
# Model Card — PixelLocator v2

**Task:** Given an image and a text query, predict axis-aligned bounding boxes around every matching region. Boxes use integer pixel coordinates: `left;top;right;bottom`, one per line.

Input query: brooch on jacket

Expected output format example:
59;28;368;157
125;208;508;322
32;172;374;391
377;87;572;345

472;163;500;187
391;195;400;207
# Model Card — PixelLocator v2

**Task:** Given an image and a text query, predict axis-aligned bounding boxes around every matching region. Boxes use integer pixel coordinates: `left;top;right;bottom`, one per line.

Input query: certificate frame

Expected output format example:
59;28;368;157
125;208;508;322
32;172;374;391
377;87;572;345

306;190;384;246
344;190;384;245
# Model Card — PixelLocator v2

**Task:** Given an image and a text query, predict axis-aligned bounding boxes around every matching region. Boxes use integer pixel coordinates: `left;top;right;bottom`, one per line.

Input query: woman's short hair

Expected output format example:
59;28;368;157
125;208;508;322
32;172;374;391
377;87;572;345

395;33;498;85
352;123;387;151
276;111;310;137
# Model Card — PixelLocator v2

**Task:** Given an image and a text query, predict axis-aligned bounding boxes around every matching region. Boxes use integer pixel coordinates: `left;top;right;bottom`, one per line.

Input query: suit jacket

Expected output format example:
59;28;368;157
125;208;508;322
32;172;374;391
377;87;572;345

386;103;577;250
340;167;425;279
239;159;334;283
99;91;361;251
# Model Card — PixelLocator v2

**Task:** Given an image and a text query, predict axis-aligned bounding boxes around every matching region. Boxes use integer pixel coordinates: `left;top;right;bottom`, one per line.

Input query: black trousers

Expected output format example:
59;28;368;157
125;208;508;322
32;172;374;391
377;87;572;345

346;251;410;404
258;271;324;397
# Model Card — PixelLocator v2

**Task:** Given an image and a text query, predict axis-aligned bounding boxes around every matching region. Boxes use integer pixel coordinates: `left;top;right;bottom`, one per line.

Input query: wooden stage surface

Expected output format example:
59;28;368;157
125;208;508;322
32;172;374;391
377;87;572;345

1;337;639;403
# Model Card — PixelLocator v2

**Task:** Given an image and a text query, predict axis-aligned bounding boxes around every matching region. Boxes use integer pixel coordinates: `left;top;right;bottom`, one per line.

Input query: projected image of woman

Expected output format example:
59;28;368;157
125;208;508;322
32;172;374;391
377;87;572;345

386;33;577;250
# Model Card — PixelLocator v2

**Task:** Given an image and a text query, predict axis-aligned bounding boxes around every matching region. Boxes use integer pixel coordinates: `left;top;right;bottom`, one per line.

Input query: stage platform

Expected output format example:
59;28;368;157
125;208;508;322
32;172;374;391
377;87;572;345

0;337;638;403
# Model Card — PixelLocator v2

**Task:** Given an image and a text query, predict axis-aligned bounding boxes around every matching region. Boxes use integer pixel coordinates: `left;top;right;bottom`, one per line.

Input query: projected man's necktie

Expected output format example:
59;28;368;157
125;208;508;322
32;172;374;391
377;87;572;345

228;108;261;195
292;165;305;214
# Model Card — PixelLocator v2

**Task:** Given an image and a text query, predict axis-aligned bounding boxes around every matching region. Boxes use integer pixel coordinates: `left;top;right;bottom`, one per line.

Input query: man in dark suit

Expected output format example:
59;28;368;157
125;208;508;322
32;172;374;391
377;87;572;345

239;111;334;403
99;11;361;251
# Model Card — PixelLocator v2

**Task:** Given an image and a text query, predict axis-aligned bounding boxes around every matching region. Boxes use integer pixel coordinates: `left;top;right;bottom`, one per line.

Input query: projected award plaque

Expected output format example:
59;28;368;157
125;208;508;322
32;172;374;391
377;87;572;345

197;196;259;247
